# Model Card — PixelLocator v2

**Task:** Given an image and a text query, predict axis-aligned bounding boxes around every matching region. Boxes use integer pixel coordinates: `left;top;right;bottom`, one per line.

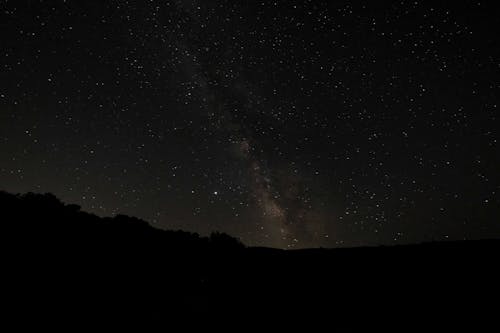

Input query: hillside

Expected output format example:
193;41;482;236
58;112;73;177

2;191;498;329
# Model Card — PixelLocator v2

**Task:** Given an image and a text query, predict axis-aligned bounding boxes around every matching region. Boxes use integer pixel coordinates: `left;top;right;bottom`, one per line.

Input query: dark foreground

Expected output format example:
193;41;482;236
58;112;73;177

2;191;499;330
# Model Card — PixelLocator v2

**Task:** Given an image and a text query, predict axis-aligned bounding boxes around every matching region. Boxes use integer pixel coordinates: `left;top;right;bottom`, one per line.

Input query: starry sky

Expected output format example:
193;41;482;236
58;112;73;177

1;0;499;248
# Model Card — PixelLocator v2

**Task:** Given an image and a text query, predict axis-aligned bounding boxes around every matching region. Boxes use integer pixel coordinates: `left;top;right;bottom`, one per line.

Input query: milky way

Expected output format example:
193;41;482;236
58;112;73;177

1;1;499;248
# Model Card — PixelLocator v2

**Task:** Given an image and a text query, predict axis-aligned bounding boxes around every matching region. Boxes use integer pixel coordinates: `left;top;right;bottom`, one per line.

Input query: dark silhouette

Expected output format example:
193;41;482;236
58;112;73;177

1;190;498;329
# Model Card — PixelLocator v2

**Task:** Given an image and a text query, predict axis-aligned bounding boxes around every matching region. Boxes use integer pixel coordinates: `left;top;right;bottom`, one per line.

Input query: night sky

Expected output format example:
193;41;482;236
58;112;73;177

1;0;499;248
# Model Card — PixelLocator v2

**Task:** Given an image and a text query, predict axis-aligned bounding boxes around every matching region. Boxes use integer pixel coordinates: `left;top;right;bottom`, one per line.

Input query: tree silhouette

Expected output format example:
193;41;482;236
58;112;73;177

1;190;498;329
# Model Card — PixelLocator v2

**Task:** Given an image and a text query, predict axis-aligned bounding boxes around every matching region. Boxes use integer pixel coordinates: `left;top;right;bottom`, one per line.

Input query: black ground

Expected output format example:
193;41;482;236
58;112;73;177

2;191;498;330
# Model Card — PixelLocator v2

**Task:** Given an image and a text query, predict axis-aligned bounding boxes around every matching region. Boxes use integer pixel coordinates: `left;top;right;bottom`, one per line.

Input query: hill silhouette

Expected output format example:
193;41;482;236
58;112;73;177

2;190;498;330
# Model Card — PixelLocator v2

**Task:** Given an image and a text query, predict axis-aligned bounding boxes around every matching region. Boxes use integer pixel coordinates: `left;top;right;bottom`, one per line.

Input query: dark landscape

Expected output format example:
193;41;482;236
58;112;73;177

3;191;498;329
2;1;500;330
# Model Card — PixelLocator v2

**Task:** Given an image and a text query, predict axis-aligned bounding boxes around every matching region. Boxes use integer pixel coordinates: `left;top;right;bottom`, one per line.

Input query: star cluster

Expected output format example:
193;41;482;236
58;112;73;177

1;1;499;248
